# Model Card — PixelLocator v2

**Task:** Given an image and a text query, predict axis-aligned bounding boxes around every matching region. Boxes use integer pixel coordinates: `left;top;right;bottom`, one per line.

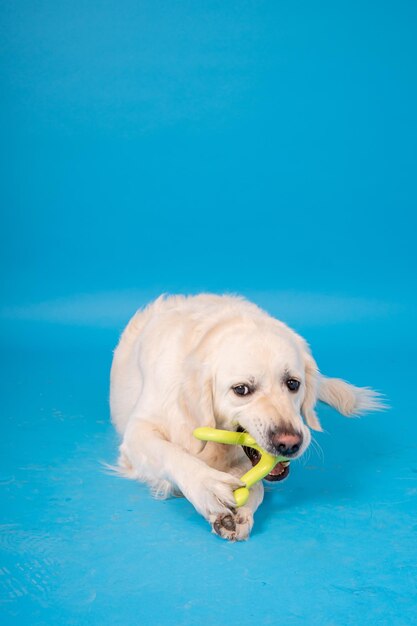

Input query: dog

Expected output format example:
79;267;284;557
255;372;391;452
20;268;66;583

110;294;384;540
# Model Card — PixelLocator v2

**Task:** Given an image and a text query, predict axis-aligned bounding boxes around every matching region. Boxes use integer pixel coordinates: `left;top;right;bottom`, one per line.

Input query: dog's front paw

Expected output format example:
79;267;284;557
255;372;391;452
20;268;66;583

210;507;254;542
186;467;243;519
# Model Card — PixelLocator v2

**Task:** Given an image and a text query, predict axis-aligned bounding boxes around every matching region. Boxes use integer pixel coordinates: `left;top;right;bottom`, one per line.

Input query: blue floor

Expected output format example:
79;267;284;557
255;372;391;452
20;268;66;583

1;293;416;625
2;1;417;623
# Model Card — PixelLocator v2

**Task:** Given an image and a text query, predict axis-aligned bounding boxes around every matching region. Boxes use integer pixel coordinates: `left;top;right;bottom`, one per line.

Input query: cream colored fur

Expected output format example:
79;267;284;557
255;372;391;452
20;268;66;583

110;294;384;540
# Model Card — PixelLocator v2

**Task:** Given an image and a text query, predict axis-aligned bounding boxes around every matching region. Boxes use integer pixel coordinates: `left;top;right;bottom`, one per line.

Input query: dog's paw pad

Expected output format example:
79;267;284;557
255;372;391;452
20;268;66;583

213;513;236;535
211;509;253;541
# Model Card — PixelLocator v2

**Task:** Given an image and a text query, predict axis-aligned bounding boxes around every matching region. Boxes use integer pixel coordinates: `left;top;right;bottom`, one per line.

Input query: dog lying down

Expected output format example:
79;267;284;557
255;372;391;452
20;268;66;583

110;294;384;541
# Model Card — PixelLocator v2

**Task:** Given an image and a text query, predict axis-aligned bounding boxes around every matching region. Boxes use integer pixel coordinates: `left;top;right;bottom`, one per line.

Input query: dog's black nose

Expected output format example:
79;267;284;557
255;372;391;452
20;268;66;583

271;432;302;456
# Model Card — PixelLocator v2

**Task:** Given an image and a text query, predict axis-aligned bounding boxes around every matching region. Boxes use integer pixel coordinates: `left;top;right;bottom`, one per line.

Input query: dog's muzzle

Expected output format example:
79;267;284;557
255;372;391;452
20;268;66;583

237;427;290;482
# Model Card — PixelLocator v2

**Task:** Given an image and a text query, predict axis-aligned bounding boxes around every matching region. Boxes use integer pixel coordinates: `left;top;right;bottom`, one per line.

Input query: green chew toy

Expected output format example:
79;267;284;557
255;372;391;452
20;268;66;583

193;427;289;507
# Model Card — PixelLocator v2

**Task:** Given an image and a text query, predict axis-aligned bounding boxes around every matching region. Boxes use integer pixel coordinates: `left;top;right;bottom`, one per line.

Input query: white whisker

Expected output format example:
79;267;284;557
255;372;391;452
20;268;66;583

310;436;325;464
301;444;312;465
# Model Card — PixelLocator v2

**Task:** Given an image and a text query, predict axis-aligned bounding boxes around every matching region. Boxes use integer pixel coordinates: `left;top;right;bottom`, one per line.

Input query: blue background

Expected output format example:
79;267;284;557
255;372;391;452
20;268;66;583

1;1;416;624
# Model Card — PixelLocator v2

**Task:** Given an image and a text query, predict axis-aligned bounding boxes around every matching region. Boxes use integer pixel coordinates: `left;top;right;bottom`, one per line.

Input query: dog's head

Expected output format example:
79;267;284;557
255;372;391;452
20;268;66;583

182;317;321;462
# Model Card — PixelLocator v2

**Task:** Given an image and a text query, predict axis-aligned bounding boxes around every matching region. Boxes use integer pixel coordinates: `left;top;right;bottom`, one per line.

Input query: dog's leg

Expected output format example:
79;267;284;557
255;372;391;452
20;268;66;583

210;462;264;541
120;419;243;520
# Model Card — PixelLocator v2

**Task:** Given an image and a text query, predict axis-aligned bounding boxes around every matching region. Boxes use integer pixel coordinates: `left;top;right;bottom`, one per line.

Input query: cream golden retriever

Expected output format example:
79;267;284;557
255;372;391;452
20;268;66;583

110;294;383;540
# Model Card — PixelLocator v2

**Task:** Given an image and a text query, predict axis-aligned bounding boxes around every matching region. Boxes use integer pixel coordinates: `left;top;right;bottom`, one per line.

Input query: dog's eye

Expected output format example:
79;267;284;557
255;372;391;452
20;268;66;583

233;384;251;396
286;378;300;392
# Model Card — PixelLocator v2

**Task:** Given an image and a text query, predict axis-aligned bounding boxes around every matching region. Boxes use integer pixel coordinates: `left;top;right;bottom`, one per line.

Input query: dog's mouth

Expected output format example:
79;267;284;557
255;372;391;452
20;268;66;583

237;427;290;482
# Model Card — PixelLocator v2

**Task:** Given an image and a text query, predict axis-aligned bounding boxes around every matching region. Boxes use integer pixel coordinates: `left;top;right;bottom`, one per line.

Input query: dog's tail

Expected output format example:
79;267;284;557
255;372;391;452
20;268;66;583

318;376;388;416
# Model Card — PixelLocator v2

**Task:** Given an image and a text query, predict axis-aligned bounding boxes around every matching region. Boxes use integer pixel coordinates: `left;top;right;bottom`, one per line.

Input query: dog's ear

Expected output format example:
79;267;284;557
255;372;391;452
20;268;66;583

179;358;216;453
301;350;323;432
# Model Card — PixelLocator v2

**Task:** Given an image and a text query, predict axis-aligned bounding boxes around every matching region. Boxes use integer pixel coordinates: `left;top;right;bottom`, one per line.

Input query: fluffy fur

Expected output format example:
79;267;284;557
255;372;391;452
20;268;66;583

110;294;384;540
